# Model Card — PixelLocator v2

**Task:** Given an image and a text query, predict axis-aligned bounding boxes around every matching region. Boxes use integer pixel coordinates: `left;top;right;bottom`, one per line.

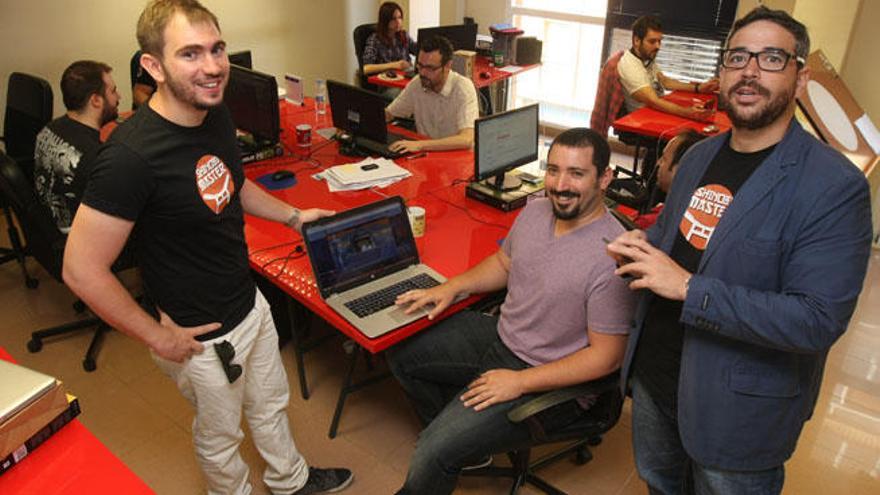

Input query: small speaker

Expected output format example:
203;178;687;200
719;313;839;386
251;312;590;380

515;37;542;65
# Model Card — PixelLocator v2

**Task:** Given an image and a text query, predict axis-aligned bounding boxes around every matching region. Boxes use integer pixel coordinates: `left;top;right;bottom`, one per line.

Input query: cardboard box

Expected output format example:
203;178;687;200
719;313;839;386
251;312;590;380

452;50;476;78
0;381;68;459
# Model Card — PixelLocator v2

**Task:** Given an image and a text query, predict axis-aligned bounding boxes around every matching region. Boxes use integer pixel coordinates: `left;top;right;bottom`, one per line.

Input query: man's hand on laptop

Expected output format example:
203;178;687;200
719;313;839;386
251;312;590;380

389;139;422;154
396;284;455;320
290;208;336;232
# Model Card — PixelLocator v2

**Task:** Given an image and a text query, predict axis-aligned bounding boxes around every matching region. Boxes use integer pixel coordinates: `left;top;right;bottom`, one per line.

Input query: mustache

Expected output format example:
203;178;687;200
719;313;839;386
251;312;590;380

550;190;579;199
729;80;771;97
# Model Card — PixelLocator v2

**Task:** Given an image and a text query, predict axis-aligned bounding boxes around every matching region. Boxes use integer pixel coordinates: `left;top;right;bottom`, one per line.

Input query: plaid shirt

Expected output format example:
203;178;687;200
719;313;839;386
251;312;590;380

590;51;626;136
362;32;416;66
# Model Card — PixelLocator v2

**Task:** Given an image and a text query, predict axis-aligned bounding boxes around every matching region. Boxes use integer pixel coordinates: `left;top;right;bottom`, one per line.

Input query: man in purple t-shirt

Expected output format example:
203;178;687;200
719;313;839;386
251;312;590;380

388;128;638;495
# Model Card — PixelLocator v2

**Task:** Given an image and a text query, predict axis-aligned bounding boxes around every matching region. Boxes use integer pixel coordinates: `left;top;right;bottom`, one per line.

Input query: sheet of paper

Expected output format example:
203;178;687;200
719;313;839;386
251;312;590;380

499;66;523;74
855;113;880;155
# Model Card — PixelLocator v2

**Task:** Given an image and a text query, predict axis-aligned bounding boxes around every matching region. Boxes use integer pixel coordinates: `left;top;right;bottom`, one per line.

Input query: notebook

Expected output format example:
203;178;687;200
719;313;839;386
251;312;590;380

302;196;446;338
0;360;57;424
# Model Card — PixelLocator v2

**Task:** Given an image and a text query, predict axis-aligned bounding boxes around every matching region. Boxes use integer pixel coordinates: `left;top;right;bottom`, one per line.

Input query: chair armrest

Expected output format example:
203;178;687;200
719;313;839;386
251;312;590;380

507;371;620;424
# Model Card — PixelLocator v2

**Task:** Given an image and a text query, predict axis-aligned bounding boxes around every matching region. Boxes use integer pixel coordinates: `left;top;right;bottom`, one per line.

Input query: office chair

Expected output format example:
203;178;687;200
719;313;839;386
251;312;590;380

0;72;52;289
463;371;623;495
0;151;124;372
353;23;378;92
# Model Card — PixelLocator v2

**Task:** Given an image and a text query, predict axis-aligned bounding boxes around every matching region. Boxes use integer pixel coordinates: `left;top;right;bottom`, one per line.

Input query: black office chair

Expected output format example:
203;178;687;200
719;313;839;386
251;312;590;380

353;23;378;91
0;151;123;372
0;72;52;289
463;371;623;495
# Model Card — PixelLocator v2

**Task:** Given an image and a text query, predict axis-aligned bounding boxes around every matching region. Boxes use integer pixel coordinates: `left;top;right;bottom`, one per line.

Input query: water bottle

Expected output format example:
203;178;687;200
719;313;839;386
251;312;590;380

315;78;326;115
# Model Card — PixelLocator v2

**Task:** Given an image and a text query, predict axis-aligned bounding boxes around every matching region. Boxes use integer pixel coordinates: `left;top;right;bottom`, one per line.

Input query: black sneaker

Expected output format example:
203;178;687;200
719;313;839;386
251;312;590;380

292;467;353;494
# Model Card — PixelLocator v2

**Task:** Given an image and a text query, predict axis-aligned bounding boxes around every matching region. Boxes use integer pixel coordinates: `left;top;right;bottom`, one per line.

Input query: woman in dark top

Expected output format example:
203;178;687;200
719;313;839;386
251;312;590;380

362;2;417;76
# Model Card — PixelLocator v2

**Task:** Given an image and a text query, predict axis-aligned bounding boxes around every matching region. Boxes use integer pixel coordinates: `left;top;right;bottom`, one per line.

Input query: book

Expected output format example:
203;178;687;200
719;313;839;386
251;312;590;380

0;394;81;476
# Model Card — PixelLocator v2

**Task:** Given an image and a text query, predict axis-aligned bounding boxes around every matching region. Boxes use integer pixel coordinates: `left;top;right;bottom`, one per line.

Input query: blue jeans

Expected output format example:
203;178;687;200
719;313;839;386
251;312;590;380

387;310;538;495
631;375;785;495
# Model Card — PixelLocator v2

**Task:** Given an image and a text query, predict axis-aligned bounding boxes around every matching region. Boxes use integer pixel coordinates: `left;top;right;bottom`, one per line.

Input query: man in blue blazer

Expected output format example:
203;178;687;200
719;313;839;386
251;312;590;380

607;7;873;494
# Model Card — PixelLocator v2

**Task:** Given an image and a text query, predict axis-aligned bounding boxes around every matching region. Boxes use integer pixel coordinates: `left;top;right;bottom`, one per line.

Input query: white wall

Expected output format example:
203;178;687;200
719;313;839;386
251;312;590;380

0;0;378;130
464;0;509;35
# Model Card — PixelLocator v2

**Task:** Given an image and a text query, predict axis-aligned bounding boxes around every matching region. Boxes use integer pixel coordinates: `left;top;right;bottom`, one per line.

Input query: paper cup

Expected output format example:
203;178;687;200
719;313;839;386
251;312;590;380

408;206;426;238
295;124;312;147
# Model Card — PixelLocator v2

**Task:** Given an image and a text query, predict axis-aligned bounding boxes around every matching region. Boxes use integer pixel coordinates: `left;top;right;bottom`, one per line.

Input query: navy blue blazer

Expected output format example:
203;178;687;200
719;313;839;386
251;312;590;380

621;121;873;470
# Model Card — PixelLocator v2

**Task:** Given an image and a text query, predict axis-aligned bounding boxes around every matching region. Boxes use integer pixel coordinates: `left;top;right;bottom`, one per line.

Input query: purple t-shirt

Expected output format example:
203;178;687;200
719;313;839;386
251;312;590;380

499;199;635;366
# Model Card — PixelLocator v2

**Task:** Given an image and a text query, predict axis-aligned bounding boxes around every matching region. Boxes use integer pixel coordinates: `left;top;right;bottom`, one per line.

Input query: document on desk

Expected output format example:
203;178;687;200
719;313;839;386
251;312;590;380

499;66;523;74
319;157;411;192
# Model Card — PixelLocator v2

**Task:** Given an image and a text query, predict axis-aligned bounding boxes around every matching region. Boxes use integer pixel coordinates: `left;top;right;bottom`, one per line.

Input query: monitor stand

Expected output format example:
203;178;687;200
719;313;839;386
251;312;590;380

465;173;543;212
486;172;522;192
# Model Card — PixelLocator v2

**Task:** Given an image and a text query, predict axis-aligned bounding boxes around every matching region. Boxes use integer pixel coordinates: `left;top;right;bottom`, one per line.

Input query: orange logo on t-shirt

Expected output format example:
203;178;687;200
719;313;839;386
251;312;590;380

679;184;732;251
195;155;234;214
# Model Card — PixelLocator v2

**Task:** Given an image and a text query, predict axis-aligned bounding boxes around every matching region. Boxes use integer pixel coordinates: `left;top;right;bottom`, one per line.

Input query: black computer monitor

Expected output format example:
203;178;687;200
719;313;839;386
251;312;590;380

326;80;388;145
417;23;478;52
229;50;253;69
474;104;539;191
224;65;279;146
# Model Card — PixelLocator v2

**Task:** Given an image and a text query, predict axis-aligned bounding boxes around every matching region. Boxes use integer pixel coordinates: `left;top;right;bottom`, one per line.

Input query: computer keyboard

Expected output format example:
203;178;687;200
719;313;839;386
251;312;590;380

355;136;404;159
344;273;441;318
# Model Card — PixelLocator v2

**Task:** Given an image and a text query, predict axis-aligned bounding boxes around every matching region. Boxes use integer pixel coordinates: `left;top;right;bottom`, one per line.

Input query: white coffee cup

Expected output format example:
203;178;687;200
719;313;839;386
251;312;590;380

408;206;426;237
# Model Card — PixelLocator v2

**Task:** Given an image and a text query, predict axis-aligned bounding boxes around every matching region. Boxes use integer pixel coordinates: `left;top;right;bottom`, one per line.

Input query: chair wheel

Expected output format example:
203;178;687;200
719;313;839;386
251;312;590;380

575;447;593;465
83;358;96;372
27;338;43;353
26;277;39;289
73;300;87;313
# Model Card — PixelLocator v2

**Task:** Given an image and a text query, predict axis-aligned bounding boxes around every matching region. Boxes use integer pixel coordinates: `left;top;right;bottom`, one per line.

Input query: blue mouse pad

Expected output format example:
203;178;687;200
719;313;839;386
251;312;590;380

256;172;297;190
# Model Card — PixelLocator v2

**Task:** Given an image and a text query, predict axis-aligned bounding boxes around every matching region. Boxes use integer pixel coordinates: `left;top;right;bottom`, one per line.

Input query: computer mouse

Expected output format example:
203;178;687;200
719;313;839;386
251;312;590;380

479;71;491;79
384;70;399;79
360;163;379;171
272;170;295;181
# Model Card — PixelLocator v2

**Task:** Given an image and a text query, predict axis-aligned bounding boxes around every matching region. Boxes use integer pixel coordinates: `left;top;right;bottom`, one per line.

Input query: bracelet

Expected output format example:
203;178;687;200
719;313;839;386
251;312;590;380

284;208;301;228
693;82;700;93
683;274;693;300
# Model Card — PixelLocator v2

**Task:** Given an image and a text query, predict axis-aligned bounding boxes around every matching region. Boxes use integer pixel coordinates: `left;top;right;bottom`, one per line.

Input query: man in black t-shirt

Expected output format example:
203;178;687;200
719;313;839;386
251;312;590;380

63;1;352;494
34;60;120;232
608;7;872;494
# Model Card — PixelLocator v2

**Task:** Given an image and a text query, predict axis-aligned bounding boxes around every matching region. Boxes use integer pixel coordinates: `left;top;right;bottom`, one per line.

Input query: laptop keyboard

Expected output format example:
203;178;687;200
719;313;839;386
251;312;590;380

344;273;441;318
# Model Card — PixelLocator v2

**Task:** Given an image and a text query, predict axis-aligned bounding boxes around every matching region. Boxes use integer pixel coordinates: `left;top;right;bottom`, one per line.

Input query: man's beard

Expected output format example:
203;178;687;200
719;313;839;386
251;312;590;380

549;190;582;220
99;97;118;126
721;80;794;130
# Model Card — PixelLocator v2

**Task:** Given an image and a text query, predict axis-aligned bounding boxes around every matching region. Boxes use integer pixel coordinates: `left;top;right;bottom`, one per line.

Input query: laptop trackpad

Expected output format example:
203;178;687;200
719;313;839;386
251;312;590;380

388;305;426;323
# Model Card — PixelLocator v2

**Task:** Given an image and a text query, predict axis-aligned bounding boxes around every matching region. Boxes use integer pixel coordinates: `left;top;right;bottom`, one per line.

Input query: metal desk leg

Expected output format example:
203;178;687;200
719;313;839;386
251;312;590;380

286;298;311;400
328;346;391;438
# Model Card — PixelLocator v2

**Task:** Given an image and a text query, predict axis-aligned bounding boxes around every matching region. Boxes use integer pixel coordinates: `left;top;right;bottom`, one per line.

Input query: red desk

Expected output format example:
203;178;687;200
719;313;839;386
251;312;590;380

0;348;153;494
368;55;538;90
612;91;732;139
244;100;521;436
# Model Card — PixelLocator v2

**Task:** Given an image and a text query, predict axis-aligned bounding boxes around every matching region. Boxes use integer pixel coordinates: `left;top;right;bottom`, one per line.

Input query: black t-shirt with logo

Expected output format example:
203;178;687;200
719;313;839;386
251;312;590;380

82;104;253;341
633;137;776;412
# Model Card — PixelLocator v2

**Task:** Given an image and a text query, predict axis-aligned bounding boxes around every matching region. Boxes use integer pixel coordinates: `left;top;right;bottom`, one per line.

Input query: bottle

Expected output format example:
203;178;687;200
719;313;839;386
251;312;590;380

315;78;326;115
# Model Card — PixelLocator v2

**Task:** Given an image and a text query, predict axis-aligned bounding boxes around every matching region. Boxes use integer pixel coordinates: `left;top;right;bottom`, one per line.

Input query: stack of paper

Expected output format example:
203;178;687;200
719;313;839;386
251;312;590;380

318;158;412;192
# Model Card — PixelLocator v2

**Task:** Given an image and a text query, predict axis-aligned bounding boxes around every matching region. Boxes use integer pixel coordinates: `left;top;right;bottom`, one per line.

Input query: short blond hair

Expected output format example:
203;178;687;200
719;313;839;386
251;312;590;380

136;0;220;57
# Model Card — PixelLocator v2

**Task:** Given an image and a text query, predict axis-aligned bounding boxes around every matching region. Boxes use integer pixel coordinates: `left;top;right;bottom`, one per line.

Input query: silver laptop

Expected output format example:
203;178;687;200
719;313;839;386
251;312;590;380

0;360;57;424
302;196;446;338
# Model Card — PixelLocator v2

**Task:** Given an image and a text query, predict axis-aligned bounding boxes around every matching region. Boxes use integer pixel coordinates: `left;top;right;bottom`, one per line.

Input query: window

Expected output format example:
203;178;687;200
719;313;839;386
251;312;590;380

510;0;608;129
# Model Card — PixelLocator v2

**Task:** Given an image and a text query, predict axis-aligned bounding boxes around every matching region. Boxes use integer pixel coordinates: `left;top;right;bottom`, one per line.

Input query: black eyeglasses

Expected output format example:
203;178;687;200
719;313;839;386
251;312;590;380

214;340;242;384
416;62;443;72
720;49;804;72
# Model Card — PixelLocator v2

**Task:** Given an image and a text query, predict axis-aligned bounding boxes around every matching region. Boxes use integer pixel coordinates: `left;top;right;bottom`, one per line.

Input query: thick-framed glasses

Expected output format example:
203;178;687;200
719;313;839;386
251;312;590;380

720;49;805;72
214;340;242;384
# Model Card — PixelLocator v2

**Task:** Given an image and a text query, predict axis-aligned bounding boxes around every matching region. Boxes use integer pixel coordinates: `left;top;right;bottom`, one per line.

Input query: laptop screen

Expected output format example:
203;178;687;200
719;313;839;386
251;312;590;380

303;197;419;297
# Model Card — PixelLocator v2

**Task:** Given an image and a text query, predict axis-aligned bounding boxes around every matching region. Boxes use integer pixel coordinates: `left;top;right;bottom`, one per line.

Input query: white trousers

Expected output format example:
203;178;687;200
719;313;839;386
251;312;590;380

154;290;308;495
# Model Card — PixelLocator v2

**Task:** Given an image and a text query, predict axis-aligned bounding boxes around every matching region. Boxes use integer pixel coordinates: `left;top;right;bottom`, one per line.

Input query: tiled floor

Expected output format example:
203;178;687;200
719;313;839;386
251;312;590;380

1;211;878;494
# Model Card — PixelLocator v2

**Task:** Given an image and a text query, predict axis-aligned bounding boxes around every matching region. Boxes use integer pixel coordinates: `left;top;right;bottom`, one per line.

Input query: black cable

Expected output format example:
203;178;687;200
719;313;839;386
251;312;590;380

428;188;510;231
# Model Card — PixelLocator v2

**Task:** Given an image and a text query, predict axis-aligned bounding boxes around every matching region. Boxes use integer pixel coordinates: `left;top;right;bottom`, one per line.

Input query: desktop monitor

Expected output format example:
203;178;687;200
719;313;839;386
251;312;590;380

229;50;253;69
417;24;478;52
224;65;279;146
474;103;539;191
326;80;388;144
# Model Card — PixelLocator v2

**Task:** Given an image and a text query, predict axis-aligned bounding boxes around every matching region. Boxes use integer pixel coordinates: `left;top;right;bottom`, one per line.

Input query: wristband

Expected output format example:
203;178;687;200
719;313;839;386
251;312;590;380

284;208;302;228
683;274;693;300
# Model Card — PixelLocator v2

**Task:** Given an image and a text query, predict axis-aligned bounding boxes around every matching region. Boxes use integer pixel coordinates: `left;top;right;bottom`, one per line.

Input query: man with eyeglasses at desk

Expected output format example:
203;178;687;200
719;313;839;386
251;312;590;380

607;7;872;494
384;35;478;153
